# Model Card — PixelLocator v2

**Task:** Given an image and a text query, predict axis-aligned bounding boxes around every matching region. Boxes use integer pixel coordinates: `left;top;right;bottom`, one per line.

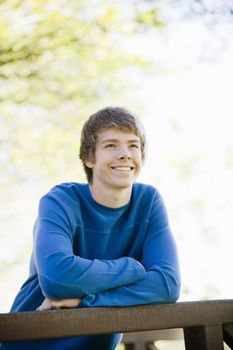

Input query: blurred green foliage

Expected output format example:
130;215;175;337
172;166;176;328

0;0;162;184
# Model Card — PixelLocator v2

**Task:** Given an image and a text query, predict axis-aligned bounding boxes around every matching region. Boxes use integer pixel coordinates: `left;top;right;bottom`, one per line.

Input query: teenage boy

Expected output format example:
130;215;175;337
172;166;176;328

1;107;181;350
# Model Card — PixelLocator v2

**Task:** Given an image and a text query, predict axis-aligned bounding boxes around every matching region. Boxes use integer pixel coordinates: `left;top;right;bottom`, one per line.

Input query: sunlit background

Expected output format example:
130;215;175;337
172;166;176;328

0;2;233;348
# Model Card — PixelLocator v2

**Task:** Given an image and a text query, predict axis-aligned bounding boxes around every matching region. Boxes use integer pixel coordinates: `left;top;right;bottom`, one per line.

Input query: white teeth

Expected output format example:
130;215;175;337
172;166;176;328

112;167;132;171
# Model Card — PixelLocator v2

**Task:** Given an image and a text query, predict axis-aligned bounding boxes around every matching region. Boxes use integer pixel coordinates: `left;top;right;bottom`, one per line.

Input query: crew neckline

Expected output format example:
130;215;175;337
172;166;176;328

82;183;132;213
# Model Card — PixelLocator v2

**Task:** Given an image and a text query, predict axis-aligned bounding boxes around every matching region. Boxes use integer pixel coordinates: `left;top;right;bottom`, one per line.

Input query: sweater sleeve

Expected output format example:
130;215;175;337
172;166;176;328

34;193;146;299
79;192;181;307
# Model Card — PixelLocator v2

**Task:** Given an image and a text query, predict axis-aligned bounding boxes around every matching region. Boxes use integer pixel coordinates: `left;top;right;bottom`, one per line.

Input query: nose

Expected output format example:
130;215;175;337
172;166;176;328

116;146;132;160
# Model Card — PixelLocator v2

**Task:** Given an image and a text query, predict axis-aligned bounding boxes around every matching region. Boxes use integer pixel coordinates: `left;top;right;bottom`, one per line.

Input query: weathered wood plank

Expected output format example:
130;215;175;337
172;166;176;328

184;325;224;350
123;328;183;343
0;300;232;343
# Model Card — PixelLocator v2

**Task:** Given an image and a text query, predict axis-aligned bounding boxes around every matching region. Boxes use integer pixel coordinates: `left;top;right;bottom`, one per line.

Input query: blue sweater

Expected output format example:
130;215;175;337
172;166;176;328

1;182;180;350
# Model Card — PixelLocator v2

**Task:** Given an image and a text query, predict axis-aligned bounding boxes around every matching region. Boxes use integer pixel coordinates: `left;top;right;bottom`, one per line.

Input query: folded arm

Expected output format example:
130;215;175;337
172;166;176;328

35;188;180;307
34;195;146;299
79;226;181;307
39;226;180;310
79;191;180;307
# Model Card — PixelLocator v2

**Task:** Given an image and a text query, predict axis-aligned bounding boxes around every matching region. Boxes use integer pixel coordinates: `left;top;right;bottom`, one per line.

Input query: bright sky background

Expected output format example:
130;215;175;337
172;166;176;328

138;14;233;301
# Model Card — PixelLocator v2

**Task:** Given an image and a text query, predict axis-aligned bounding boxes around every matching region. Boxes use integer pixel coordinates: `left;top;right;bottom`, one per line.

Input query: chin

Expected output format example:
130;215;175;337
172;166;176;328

113;181;133;189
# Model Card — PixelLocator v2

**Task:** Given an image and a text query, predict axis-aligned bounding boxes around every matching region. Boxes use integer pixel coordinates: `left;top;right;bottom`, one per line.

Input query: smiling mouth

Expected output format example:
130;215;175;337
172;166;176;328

111;166;134;172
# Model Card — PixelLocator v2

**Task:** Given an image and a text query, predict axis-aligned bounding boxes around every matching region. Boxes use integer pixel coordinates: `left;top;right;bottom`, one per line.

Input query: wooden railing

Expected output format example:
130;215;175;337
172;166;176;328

0;300;233;350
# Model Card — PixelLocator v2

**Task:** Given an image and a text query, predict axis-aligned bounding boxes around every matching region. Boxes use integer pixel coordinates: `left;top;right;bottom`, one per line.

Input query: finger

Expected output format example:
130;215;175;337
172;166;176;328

51;302;62;309
37;303;47;311
37;303;52;311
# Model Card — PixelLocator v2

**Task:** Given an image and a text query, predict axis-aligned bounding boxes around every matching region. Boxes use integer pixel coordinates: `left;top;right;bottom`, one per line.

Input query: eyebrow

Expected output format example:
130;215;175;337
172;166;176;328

100;138;140;144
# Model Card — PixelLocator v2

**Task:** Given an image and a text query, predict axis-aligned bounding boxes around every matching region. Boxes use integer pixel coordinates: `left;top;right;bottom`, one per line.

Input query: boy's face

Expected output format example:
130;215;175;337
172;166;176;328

85;128;142;191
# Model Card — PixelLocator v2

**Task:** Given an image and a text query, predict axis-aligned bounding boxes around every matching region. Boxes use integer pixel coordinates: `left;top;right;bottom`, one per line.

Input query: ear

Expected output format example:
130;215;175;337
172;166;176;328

84;159;94;169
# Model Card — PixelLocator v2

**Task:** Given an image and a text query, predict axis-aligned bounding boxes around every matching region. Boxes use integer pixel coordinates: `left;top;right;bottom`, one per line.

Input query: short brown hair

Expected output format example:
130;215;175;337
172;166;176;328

79;106;146;184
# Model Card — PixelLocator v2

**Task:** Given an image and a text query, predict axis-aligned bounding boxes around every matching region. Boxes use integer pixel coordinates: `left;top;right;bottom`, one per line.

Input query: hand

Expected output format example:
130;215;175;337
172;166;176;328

37;297;81;311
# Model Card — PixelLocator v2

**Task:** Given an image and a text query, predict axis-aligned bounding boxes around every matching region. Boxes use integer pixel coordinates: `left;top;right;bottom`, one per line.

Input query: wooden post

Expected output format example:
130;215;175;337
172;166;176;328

223;323;233;349
184;325;224;350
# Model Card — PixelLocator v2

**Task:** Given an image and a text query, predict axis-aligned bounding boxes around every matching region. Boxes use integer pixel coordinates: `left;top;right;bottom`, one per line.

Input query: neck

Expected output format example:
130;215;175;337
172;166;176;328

89;184;132;208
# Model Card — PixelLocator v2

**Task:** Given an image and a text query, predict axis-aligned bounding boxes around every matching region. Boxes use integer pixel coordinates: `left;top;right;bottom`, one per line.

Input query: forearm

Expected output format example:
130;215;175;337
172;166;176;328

79;266;181;308
37;253;146;299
